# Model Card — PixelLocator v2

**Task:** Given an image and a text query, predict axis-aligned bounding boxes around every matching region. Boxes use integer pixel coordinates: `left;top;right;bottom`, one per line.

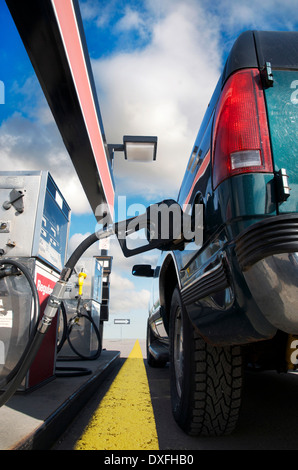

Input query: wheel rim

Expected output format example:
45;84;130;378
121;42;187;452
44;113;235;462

173;306;183;398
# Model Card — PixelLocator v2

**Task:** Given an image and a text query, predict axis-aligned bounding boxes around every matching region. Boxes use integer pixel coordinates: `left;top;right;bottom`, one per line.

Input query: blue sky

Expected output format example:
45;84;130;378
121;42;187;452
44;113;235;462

1;0;298;338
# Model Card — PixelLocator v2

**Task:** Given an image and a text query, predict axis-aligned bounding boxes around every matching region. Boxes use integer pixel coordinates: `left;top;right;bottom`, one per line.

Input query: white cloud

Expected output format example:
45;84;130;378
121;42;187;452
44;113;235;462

204;0;298;36
92;1;221;202
0;107;92;215
88;0;298;205
115;7;146;35
67;232;97;258
109;271;150;314
5;0;297;215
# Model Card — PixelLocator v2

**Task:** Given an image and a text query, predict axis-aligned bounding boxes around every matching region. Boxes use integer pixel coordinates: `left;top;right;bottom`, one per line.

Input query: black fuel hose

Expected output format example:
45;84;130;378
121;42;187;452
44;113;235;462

55;302;99;377
0;226;114;407
0;259;40;389
0;331;44;407
64;232;99;276
0;259;42;407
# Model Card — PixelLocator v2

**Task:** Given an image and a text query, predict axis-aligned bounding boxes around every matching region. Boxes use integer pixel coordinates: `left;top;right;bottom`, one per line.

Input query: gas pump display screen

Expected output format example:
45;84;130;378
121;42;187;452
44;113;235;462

37;175;70;272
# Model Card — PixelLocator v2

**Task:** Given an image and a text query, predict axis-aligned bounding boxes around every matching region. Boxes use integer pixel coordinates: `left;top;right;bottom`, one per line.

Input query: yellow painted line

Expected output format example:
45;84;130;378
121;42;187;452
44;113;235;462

75;340;159;450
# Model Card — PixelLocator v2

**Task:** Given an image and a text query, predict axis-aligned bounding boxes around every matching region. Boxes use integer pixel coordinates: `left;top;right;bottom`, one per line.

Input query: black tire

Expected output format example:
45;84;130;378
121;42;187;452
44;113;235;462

146;320;167;368
169;286;243;436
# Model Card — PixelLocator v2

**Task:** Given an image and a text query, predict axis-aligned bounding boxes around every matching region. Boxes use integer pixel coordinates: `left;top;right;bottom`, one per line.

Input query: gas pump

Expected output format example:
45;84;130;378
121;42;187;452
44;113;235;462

0;170;70;392
58;257;104;360
0;172;183;407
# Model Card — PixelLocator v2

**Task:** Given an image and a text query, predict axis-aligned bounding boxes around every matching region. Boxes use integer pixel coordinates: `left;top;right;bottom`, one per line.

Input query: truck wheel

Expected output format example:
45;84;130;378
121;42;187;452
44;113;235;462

169;286;243;436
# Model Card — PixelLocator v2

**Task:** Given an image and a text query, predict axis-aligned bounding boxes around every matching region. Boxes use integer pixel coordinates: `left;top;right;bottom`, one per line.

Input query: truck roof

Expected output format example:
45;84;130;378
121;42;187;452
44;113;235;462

222;30;298;87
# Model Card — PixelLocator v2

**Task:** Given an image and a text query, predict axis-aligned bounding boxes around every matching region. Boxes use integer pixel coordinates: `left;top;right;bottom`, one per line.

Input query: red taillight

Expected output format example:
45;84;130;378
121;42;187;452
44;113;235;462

212;69;273;189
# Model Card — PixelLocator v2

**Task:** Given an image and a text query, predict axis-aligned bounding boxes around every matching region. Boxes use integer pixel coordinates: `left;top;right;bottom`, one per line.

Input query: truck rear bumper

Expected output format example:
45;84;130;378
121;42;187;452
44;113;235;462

235;214;298;333
235;213;298;271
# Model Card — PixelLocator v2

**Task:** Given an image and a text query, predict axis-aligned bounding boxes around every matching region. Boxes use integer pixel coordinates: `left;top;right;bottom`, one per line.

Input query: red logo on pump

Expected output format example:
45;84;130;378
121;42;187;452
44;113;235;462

36;277;54;297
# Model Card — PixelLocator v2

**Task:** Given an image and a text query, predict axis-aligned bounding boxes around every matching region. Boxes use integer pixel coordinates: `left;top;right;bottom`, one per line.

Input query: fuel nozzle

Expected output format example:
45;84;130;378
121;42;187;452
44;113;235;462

114;199;192;257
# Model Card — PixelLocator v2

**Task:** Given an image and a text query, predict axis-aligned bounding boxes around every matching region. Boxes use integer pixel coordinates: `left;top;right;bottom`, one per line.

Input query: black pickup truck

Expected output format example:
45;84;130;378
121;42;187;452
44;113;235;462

123;30;298;437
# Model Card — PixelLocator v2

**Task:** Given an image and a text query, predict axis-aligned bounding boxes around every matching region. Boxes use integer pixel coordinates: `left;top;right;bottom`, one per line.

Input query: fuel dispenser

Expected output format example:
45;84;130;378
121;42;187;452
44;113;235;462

58;257;104;360
0;171;70;391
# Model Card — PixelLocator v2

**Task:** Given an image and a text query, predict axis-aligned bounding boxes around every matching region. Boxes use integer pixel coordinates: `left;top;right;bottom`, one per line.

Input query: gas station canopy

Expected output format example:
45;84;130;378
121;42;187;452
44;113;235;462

5;0;115;221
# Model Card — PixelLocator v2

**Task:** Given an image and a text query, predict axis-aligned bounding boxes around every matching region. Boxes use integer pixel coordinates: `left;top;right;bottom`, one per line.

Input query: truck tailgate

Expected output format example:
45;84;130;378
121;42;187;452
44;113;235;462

264;70;298;213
